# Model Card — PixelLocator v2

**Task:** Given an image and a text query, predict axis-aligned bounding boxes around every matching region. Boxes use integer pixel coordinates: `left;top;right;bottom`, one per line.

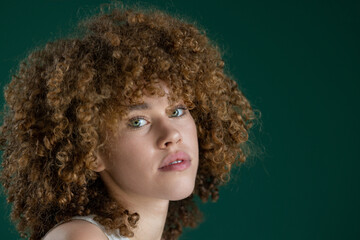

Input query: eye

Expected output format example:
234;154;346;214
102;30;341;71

128;117;148;128
170;106;187;118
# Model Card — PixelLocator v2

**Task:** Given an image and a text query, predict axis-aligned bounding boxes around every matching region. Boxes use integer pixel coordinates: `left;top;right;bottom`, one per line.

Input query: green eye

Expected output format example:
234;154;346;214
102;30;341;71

170;107;186;117
129;118;148;128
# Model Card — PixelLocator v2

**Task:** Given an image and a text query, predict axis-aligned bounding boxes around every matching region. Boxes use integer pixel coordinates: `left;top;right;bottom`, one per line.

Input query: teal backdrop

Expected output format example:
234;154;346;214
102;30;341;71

1;0;359;239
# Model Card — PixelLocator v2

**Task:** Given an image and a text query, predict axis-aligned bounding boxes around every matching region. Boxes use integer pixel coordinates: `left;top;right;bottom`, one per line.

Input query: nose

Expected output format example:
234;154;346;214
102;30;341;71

156;119;182;149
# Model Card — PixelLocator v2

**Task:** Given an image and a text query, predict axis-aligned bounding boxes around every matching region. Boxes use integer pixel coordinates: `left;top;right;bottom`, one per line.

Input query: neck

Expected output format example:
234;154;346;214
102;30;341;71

128;199;169;240
111;189;169;240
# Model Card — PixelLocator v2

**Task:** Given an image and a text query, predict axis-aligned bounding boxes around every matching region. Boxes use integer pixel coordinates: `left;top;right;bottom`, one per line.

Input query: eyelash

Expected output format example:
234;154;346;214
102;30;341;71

128;116;148;129
127;105;188;129
170;105;187;118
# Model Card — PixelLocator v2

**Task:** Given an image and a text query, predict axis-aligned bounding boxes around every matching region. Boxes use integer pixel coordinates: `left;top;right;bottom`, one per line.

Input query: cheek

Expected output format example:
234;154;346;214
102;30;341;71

111;138;146;168
112;135;156;172
104;139;154;192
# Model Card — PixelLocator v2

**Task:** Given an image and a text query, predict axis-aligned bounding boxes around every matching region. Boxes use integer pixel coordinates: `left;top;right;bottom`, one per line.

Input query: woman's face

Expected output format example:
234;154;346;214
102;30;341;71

97;90;199;202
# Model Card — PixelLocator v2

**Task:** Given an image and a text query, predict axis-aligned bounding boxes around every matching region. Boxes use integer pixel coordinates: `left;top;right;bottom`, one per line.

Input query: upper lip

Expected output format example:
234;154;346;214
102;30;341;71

159;151;191;169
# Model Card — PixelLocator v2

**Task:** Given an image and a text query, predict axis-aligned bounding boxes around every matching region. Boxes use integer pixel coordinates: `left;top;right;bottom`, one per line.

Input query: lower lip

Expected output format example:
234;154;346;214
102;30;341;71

159;160;191;172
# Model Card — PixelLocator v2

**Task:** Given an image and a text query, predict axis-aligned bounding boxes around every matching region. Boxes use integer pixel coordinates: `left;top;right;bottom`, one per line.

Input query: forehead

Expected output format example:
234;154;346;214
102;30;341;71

127;93;182;111
123;81;182;107
100;78;195;134
102;77;194;119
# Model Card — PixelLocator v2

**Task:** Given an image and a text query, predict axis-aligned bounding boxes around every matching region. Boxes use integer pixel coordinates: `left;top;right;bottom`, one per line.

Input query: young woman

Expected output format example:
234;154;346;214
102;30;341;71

0;4;255;240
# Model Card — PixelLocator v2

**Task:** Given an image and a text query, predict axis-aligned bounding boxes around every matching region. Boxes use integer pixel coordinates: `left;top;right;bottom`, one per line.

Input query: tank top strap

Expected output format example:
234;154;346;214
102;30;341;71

72;215;128;240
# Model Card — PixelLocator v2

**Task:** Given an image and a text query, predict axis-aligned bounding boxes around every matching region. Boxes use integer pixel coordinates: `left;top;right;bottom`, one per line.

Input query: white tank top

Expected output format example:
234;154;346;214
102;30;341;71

71;215;129;240
42;215;129;240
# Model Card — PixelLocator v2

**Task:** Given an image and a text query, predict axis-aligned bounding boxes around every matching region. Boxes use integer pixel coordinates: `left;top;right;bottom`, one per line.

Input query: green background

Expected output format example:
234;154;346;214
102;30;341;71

1;0;359;239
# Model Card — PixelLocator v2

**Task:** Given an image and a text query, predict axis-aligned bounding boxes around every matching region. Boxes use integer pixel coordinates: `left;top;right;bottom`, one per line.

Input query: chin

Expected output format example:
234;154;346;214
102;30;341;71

167;183;195;201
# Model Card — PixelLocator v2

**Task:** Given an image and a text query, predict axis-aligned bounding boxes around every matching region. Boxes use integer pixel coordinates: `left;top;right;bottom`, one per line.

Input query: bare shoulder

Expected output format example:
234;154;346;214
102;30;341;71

43;219;108;240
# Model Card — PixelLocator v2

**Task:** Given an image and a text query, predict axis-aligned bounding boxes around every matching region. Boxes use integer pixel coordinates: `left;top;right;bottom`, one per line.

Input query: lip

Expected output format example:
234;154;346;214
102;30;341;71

159;151;191;171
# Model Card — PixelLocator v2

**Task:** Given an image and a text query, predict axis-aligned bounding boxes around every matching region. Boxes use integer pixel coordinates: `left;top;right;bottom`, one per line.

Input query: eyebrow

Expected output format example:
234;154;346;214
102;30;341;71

128;103;150;111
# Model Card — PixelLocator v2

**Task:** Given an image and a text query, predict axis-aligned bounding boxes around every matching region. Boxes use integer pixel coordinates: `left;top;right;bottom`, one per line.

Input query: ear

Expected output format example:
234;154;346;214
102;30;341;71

92;153;106;172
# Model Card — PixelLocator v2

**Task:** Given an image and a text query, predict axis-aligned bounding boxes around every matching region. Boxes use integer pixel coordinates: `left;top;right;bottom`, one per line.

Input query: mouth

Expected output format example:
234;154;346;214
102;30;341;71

159;151;191;172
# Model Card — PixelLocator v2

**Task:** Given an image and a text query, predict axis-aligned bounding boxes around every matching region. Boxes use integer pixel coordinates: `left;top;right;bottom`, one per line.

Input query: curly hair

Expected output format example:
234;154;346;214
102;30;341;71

0;5;255;240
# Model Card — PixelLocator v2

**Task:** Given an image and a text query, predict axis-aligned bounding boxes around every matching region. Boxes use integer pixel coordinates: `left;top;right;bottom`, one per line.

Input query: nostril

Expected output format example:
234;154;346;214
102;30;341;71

161;137;181;148
157;126;182;149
